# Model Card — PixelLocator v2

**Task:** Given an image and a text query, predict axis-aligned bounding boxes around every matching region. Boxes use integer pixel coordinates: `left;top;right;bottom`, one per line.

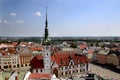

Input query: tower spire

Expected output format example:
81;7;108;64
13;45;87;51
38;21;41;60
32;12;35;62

43;6;51;74
43;5;49;44
45;6;48;28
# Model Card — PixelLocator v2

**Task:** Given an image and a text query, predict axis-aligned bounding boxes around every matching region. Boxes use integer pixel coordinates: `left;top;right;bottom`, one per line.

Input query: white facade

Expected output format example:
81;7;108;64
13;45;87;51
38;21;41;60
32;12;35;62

43;46;51;73
11;55;20;68
59;61;88;76
61;48;75;51
33;69;45;73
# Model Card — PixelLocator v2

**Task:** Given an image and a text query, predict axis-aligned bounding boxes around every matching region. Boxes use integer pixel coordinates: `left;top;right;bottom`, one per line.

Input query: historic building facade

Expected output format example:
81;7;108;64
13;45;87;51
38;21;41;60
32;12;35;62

19;53;33;67
0;54;20;70
97;50;109;64
30;52;88;78
106;50;120;67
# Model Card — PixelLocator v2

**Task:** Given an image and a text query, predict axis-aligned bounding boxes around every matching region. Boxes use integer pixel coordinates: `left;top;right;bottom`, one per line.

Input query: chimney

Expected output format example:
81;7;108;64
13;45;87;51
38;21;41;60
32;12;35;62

15;76;18;80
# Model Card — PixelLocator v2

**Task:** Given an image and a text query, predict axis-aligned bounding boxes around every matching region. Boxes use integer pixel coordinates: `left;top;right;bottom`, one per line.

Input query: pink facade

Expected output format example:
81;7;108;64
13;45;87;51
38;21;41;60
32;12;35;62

97;54;107;64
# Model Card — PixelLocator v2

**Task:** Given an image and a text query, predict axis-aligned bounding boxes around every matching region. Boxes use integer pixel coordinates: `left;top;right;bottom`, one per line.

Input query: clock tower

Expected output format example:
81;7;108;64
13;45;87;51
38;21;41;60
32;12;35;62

43;6;51;73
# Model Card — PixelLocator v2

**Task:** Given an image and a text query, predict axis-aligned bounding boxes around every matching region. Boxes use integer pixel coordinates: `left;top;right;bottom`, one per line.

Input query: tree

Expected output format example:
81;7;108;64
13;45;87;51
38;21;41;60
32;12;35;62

70;43;77;48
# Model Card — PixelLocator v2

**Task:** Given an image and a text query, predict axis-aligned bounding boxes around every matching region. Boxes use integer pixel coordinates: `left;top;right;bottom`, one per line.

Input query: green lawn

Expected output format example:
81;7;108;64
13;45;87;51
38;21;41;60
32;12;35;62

0;71;26;80
0;71;11;80
18;71;26;80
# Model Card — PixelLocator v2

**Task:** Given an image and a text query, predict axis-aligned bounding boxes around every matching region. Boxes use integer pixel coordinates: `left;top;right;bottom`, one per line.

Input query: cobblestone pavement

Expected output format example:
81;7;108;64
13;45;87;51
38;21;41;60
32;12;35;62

89;63;120;80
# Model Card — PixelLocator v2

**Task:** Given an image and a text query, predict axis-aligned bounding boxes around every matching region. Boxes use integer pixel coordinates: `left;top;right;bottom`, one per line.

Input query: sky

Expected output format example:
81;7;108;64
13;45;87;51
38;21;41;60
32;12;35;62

0;0;120;37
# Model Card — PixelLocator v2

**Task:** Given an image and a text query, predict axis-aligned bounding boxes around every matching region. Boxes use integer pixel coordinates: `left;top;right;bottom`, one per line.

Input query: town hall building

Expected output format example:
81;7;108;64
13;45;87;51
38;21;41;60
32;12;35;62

28;7;89;80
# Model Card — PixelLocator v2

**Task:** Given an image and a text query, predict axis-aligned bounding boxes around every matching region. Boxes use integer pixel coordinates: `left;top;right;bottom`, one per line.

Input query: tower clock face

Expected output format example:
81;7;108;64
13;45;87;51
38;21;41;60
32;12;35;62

46;46;49;50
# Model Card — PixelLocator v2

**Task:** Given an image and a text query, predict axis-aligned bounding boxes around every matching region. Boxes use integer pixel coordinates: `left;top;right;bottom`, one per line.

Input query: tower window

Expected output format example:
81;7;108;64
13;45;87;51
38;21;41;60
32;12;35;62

46;46;49;50
47;53;48;55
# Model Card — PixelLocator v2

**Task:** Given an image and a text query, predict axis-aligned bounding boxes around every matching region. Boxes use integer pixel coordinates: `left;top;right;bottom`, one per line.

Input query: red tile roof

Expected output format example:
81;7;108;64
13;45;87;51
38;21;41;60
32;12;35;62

35;55;43;59
0;50;7;56
30;51;88;69
29;73;51;80
30;55;44;69
12;42;18;46
74;54;88;64
30;47;43;51
8;48;16;54
79;44;87;49
52;51;88;66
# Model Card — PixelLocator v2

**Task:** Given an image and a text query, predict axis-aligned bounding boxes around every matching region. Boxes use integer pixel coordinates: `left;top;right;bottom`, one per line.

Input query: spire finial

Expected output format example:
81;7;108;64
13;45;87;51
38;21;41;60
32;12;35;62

46;5;48;14
45;5;48;28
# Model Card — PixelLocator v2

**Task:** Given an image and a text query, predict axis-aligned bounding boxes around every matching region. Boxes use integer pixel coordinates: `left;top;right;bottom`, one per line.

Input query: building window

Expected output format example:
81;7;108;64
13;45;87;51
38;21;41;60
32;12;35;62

61;67;63;70
65;66;67;69
46;46;49;50
65;71;67;75
83;69;85;72
73;70;74;73
80;69;82;72
63;66;65;69
69;66;71;69
41;69;42;72
61;72;63;75
36;69;38;73
47;53;48;56
69;71;71;74
13;65;16;68
21;64;23;67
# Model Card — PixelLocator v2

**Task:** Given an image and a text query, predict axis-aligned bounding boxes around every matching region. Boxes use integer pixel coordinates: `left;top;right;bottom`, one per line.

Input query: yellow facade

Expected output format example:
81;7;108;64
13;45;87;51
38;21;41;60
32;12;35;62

107;54;119;67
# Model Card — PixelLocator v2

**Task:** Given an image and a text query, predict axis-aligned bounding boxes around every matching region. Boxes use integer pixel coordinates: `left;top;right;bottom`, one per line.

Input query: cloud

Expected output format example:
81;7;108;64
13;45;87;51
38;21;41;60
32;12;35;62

16;20;23;24
33;12;41;16
3;20;9;24
0;19;10;24
10;12;16;16
0;19;2;23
